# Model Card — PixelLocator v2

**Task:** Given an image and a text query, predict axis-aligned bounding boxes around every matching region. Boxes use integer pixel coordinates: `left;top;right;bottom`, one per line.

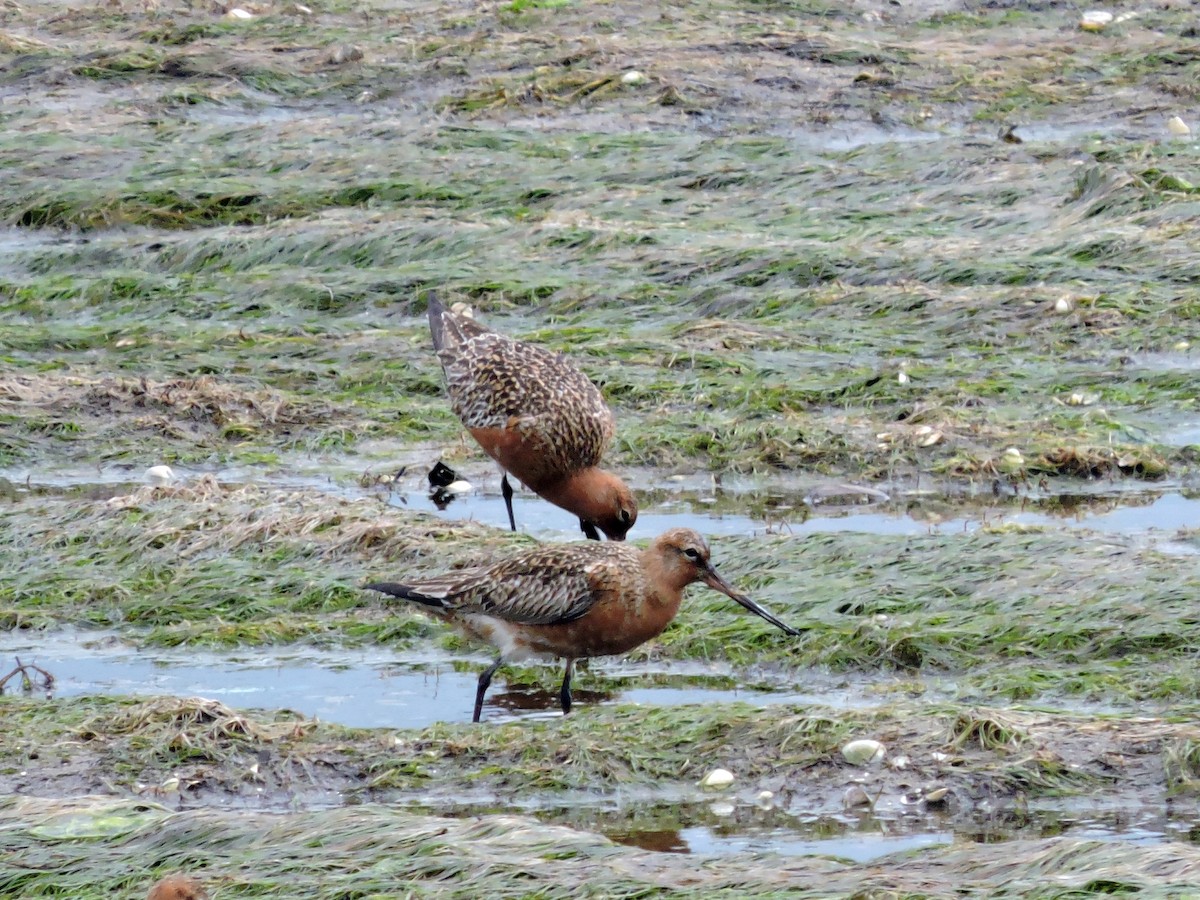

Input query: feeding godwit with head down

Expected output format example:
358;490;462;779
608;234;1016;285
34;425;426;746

364;527;799;722
427;292;637;541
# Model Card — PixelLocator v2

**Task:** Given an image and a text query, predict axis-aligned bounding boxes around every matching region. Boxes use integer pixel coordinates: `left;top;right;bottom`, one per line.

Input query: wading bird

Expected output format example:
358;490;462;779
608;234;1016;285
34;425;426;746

427;292;636;541
365;527;799;722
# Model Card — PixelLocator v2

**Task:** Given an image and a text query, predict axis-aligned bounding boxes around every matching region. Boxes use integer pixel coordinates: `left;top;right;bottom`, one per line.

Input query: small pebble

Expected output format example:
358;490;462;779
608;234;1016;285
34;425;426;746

924;786;950;803
841;739;886;766
443;480;473;494
226;7;254;19
145;465;175;485
843;785;872;809
1167;116;1191;137
917;429;943;448
327;44;364;65
621;70;647;85
701;768;735;789
1054;296;1073;314
1079;10;1113;31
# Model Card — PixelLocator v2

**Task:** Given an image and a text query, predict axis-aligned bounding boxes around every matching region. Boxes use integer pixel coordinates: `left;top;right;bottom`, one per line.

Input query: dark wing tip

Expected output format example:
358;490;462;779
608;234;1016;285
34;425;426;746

363;582;446;609
363;581;409;597
426;291;448;350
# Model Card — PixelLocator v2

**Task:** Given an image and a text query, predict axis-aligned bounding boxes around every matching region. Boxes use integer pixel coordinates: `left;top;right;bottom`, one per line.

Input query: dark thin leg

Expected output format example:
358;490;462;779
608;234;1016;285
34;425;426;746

501;474;517;532
580;519;601;541
559;658;575;715
473;657;504;723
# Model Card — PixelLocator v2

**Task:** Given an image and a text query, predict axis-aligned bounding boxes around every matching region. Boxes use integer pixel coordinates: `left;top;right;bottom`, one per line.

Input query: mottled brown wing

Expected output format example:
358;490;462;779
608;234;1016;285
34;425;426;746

439;545;632;625
439;333;615;468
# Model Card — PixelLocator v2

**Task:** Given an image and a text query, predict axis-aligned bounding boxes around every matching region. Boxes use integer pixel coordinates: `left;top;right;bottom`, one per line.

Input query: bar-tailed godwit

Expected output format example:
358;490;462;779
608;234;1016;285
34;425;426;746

365;527;799;722
427;293;636;541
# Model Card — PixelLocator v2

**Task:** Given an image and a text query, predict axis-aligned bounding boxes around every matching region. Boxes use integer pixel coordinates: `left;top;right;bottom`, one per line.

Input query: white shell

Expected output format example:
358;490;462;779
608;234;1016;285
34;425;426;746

621;70;647;85
701;768;735;789
841;739;886;766
145;465;175;485
924;786;950;803
1167;116;1191;137
1054;296;1073;314
709;800;736;817
1174;340;1191;351
999;447;1025;474
1079;10;1113;30
444;480;473;494
227;7;255;19
897;371;909;384
843;785;872;808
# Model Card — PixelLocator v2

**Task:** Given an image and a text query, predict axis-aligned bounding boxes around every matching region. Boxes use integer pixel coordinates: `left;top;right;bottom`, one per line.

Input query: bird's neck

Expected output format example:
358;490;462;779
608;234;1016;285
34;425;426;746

540;467;611;522
639;547;690;613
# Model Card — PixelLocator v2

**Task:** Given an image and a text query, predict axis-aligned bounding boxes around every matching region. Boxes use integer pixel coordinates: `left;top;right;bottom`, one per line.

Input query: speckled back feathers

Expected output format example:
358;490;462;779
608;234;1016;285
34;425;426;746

428;295;615;474
370;541;640;626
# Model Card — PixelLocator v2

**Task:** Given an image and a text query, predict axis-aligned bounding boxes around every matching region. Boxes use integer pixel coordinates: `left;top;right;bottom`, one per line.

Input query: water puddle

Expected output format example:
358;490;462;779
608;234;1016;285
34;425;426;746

607;805;1194;859
1127;351;1200;373
776;117;1139;154
1162;421;1200;448
401;793;1197;861
8;465;1197;541
378;482;1200;539
620;823;954;860
2;631;886;729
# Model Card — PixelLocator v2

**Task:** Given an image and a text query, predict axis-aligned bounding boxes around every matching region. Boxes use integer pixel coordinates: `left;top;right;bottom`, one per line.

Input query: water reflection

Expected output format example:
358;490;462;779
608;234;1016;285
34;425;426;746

4;465;1197;541
6;631;852;729
605;804;1190;860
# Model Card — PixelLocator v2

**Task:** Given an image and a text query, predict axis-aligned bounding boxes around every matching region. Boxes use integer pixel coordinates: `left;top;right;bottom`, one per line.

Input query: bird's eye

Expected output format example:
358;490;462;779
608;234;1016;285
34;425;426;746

683;547;701;561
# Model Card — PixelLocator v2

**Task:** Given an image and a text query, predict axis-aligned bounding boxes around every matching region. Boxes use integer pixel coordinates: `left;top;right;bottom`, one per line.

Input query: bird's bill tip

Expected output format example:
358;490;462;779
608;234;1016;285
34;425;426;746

701;567;802;636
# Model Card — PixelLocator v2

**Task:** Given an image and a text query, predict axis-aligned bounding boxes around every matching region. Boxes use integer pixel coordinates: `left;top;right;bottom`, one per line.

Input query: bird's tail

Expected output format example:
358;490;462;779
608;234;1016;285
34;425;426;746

426;291;451;352
426;290;489;354
363;581;446;609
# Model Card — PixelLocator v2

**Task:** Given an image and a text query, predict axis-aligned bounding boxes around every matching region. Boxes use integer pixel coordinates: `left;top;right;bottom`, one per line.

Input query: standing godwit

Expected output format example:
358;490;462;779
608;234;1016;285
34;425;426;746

364;527;799;722
427;292;637;541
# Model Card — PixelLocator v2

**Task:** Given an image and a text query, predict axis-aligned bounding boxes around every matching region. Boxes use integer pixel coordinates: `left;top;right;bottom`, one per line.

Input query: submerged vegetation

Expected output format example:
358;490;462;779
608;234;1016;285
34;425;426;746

3;0;1200;894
